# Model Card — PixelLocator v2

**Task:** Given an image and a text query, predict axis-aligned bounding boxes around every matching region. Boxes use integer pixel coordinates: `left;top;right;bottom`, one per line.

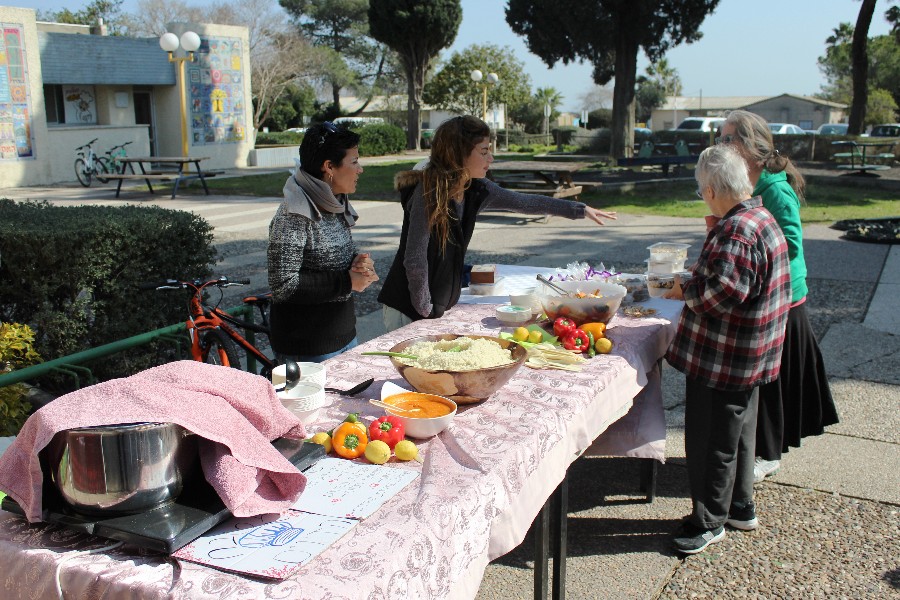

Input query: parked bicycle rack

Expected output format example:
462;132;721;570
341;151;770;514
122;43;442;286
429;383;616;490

0;305;258;391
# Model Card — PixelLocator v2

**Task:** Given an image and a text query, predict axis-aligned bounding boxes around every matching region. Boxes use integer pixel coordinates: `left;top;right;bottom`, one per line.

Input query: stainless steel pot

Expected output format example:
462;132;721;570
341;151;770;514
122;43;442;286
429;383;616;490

47;422;198;516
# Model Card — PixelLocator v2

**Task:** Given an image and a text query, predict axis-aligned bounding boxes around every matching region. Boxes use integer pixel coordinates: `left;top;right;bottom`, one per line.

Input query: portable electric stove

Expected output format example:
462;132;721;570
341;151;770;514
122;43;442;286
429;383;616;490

0;438;326;554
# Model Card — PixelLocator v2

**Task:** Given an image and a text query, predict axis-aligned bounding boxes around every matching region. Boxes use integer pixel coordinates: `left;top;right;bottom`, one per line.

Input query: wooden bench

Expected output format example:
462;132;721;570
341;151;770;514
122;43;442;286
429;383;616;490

616;155;698;177
504;185;583;199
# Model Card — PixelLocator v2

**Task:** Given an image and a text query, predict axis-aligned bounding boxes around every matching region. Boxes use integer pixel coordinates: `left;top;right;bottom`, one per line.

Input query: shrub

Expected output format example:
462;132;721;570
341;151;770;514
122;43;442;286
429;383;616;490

255;131;304;146
357;123;406;156
0;200;216;389
0;322;41;436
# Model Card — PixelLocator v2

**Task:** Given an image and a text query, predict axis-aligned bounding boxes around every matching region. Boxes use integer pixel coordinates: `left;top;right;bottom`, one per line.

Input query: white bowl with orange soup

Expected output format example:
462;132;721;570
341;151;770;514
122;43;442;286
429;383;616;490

380;381;457;438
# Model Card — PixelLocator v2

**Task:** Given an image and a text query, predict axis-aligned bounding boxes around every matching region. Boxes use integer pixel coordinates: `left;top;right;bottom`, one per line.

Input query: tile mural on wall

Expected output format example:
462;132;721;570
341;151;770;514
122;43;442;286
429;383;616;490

0;23;34;160
188;35;246;145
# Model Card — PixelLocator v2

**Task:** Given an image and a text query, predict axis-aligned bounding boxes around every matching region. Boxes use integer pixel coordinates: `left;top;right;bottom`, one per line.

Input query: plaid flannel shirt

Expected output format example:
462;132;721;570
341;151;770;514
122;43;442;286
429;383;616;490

666;197;791;391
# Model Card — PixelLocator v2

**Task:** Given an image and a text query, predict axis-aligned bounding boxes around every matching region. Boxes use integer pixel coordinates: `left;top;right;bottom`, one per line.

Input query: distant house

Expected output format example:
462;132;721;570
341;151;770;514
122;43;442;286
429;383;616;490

650;96;769;131
649;93;847;132
741;94;846;130
0;6;253;186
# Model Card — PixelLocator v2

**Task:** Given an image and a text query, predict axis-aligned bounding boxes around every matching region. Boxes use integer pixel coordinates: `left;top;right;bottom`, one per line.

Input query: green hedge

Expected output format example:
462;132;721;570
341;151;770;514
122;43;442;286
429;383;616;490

357;123;406;156
0;200;216;389
256;131;304;146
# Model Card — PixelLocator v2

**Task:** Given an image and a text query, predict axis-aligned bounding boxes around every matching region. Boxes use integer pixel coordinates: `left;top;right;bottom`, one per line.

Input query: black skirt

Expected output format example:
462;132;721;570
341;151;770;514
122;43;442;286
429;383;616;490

756;302;839;460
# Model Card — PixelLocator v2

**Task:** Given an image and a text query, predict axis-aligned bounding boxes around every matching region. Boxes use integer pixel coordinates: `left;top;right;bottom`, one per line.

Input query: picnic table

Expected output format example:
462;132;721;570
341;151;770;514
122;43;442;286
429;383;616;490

488;160;594;199
0;269;680;600
618;140;700;177
831;141;894;177
103;156;219;198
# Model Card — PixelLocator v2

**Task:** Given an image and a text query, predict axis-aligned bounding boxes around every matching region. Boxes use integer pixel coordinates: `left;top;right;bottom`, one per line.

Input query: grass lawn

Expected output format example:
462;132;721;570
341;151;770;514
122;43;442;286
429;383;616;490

582;181;899;223
182;161;896;224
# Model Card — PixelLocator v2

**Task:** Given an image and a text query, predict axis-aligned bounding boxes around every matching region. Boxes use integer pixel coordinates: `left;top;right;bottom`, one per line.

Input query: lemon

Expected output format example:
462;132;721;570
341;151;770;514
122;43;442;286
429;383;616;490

512;326;529;342
310;432;332;453
394;440;421;462
595;337;613;354
528;329;543;343
365;440;391;465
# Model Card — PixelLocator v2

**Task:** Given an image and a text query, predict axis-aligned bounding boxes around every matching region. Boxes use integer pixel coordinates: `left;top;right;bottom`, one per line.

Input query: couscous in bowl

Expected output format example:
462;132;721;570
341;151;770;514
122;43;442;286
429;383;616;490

387;334;527;404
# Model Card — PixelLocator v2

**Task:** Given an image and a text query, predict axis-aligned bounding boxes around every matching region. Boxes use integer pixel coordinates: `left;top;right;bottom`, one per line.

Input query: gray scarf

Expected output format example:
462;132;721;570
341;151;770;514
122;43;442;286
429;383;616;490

283;168;359;226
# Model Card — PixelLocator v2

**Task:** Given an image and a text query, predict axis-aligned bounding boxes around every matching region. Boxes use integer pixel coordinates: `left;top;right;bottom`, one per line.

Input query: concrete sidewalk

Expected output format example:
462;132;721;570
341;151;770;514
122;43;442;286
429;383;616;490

1;176;897;598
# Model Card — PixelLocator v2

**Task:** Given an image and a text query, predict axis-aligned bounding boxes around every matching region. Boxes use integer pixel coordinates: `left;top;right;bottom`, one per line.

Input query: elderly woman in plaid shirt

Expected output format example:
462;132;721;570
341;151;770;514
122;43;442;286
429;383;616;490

664;144;792;555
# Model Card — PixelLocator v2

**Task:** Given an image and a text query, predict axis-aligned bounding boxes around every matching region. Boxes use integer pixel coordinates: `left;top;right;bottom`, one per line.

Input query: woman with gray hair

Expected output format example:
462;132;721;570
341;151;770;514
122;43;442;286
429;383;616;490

719;110;838;483
664;144;792;554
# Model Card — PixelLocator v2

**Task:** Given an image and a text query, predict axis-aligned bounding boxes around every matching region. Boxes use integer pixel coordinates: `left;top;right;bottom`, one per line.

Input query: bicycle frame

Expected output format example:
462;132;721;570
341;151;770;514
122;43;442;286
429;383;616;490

143;277;275;375
186;296;273;371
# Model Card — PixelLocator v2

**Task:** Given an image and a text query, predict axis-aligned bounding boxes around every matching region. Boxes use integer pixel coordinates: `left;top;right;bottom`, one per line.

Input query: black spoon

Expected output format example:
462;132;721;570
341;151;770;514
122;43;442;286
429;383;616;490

274;360;302;392
325;378;375;396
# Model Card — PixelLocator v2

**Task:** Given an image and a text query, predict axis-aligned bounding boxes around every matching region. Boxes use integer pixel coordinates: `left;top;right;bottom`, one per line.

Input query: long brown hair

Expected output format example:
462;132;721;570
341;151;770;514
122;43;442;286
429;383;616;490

724;110;806;200
422;115;491;253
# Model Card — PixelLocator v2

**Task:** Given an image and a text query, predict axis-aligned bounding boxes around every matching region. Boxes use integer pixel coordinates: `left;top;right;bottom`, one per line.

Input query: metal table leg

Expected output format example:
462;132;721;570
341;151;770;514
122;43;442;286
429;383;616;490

533;472;569;599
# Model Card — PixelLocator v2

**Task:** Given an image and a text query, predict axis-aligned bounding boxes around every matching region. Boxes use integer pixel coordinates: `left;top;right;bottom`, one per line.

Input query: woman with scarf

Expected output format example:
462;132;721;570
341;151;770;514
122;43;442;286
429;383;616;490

267;122;378;363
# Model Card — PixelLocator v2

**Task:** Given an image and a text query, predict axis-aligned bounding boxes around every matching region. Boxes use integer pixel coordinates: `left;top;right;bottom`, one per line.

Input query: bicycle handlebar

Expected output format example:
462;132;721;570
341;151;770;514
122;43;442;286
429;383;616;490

107;141;134;153
75;138;99;151
138;276;251;291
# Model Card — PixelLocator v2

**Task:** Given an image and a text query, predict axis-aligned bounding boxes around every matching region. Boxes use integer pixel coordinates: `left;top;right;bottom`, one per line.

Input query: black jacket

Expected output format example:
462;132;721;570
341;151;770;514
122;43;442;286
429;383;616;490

378;171;490;321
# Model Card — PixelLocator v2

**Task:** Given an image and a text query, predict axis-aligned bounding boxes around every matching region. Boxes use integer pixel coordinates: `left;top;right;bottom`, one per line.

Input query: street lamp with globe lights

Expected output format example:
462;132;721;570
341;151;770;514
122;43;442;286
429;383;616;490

470;69;499;122
159;31;201;161
543;103;551;145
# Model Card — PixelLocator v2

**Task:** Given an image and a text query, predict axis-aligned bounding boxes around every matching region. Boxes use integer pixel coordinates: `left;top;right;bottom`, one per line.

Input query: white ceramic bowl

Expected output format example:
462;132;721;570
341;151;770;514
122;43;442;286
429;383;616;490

278;381;327;424
380;381;457;438
508;287;542;313
496;304;532;325
271;362;327;386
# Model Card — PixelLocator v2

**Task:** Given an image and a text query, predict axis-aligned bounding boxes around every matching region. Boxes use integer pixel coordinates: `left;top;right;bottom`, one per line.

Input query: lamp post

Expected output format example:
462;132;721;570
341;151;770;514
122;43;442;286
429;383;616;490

160;31;201;160
543;103;551;145
470;69;499;122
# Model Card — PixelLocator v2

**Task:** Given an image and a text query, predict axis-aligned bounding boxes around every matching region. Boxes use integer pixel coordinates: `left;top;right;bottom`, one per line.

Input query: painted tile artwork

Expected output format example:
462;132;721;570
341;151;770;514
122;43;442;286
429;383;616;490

187;35;246;145
0;24;34;160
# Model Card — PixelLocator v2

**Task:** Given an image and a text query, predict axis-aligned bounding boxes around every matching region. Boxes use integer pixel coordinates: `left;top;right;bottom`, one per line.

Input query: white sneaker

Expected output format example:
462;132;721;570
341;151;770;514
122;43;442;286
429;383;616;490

753;457;780;483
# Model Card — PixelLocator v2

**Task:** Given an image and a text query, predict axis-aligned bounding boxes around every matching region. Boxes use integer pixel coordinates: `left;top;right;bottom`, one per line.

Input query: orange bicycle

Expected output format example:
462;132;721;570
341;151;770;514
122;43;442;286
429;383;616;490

140;276;275;377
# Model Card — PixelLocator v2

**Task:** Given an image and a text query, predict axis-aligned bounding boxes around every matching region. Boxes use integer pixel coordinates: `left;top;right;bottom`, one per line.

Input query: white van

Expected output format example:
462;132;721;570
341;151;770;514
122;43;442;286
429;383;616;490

333;116;385;127
673;117;725;133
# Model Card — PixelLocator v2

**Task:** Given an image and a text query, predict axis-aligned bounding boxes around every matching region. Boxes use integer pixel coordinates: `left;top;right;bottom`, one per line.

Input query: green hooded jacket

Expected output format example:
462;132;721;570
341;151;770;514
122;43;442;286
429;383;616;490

754;170;808;302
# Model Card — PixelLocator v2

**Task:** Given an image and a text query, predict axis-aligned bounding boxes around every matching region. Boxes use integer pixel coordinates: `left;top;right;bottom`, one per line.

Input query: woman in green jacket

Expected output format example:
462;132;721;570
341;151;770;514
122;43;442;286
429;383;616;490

719;110;839;482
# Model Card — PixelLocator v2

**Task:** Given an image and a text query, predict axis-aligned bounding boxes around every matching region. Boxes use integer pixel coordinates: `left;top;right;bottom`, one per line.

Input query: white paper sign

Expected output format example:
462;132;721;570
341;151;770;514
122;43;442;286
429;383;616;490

292;457;419;519
172;511;356;580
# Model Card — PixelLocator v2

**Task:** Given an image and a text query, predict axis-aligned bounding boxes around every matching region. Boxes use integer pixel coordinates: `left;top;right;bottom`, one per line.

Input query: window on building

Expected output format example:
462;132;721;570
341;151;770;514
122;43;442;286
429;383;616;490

44;85;66;124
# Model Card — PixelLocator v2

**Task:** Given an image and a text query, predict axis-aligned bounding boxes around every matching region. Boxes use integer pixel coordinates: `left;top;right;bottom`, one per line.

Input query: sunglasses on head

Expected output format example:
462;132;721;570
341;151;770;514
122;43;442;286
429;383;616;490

318;121;338;146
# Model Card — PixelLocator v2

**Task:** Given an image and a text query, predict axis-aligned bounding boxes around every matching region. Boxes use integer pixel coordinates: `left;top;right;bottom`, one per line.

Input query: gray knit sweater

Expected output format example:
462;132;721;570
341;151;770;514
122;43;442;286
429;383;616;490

267;184;359;356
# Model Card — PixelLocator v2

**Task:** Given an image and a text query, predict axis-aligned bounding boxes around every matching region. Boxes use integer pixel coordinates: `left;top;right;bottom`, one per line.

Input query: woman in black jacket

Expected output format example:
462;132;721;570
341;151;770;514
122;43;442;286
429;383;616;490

378;115;615;332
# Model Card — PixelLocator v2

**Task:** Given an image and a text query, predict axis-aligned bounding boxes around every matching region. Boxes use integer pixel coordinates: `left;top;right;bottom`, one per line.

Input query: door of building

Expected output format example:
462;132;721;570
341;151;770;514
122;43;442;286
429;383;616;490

133;89;157;156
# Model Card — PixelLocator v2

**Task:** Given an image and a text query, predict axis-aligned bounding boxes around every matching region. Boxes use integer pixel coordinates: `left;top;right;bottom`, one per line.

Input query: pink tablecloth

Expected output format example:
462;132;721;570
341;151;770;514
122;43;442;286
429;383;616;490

0;301;678;600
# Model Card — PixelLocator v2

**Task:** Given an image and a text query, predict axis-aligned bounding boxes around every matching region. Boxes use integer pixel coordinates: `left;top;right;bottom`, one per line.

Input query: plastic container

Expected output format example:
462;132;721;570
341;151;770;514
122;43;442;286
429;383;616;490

271;362;326;386
647;242;690;263
646;271;691;297
645;258;687;274
495;304;532;326
277;381;327;424
468;277;504;296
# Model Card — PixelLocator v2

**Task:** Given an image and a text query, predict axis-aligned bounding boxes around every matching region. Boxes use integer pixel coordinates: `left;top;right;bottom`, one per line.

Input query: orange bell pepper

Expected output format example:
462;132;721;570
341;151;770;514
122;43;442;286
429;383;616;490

332;421;368;459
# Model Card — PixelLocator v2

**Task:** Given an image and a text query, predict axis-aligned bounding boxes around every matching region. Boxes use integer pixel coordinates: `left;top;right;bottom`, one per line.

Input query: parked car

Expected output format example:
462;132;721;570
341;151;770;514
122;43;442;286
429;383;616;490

816;123;849;135
769;123;807;135
869;124;900;137
673;117;725;132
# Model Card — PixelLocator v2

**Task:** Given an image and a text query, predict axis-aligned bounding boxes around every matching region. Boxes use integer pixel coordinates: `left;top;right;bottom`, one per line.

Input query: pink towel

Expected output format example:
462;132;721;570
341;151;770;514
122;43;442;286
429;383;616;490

0;361;307;523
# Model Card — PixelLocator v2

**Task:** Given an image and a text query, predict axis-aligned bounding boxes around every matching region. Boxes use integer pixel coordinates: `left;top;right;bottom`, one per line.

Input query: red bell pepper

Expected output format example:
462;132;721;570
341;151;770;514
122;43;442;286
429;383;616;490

563;328;590;352
553;317;577;338
368;415;405;449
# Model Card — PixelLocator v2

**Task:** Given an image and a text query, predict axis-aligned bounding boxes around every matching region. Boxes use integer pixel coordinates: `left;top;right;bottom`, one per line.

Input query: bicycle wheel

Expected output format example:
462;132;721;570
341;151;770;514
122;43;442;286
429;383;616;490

200;328;241;369
94;157;110;183
74;158;91;187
